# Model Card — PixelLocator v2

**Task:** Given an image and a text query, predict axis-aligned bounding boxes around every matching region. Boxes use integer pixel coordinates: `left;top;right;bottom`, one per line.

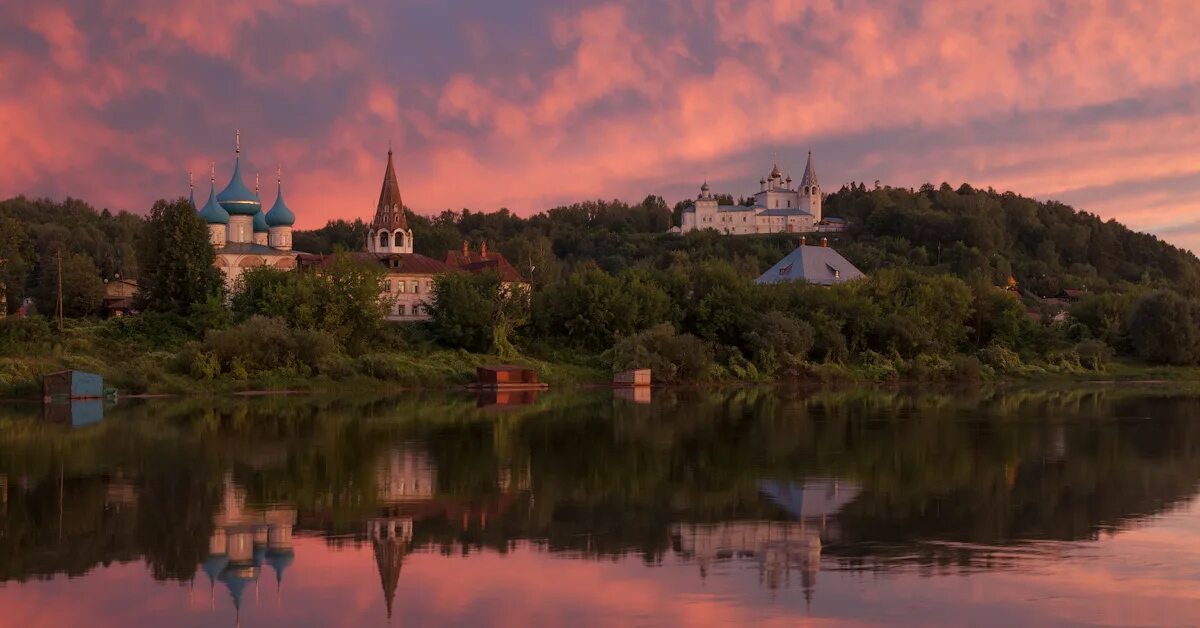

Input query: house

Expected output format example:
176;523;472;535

754;238;865;286
102;278;138;317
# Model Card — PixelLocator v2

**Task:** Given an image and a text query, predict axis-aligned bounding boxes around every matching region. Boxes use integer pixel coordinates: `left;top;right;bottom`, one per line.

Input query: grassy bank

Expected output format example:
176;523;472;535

2;316;1195;399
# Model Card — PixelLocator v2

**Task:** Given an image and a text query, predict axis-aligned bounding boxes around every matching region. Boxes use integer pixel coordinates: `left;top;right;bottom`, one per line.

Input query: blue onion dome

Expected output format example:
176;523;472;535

217;154;261;216
265;182;296;227
198;180;230;225
267;549;295;584
253;207;269;233
201;553;230;585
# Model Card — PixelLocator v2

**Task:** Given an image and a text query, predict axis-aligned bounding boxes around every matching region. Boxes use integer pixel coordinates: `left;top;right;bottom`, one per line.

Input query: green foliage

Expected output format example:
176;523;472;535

607;323;713;382
135;198;223;315
191;316;343;377
426;271;530;356
0;316;53;356
1075;339;1112;371
1127;290;1200;365
230;253;387;355
531;265;673;352
742;310;814;374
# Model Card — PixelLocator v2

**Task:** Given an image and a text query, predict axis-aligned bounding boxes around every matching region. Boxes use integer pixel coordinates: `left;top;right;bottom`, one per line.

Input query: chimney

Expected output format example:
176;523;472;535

800;236;806;246
462;240;468;258
481;240;488;258
821;236;828;248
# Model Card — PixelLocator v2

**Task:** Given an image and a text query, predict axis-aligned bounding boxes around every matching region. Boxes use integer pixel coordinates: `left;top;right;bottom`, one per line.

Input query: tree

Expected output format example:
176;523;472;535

135;198;223;315
426;271;529;355
34;251;104;317
230;253;387;355
1127;290;1200;365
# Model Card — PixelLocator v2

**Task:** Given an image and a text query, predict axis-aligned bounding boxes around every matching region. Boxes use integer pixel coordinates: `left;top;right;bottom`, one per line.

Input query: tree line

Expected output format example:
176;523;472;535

4;180;1200;383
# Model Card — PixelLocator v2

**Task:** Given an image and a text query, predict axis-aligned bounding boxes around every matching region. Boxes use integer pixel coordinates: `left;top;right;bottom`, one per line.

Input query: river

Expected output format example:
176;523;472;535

1;385;1199;626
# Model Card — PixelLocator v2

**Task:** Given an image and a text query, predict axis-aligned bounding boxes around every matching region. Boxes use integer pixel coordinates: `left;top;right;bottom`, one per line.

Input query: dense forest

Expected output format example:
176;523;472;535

2;180;1200;392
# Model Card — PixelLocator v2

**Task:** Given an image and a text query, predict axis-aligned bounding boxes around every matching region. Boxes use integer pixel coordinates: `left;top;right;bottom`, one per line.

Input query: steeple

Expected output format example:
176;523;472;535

800;150;818;189
188;170;196;208
373;147;408;231
373;536;404;619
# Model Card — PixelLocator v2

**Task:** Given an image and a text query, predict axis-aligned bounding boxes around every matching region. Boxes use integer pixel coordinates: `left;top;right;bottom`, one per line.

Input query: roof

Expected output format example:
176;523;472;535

758;207;807;217
265;182;296;227
373;149;408;231
314;251;452;274
220;242;301;257
800;151;818;188
218;155;262;216
754;245;865;286
444;250;526;282
198;181;230;225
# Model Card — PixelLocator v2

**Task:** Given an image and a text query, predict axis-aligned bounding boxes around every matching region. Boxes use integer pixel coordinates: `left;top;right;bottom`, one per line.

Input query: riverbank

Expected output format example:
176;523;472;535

3;342;1196;399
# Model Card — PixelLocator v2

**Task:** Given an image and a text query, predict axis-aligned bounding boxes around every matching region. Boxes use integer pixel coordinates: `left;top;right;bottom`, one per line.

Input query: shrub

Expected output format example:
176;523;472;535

979;343;1022;372
743;311;814;375
0;316;53;355
950;355;983;381
1075;339;1112;371
608;323;713;383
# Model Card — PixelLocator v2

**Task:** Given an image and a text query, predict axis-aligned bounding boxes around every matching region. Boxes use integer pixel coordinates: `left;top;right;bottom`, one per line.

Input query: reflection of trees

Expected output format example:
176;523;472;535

3;386;1200;583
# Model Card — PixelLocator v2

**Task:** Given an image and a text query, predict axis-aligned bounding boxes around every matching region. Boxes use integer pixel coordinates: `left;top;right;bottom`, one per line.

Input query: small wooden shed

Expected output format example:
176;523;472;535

42;370;105;402
471;365;547;390
614;369;651;387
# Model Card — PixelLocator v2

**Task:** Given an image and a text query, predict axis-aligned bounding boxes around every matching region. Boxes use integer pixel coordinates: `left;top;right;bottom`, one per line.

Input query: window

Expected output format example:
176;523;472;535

396;232;405;247
413;304;423;316
426;280;433;292
396;280;406;293
380;232;389;248
398;304;407;316
787;200;791;207
414;282;421;294
382;280;391;293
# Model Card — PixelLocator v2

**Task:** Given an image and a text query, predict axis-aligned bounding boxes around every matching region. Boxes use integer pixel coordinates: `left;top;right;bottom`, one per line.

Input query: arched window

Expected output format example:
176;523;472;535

379;231;390;248
395;231;405;248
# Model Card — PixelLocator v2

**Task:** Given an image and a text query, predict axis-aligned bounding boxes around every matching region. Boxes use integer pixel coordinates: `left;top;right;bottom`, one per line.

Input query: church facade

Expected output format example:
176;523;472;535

678;151;844;235
194;132;299;290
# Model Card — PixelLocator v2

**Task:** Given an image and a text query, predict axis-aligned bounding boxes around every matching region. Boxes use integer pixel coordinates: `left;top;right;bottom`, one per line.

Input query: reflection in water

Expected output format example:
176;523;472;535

2;386;1200;625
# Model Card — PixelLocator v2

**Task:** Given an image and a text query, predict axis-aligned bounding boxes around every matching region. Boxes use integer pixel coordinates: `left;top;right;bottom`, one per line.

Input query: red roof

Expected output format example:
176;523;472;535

445;250;526;282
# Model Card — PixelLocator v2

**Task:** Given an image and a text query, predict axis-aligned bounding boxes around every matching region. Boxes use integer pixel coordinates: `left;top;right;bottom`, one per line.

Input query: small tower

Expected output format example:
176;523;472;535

266;166;296;251
367;148;414;255
217;129;262;244
198;163;229;248
800;150;822;222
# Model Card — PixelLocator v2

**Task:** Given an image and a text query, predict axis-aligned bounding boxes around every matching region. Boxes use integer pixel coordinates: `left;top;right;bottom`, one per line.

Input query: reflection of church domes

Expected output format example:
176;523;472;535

201;553;230;585
219;564;259;610
267;549;295;586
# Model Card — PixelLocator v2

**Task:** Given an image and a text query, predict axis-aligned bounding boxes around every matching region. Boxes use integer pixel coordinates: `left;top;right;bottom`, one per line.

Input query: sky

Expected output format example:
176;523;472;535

1;0;1199;251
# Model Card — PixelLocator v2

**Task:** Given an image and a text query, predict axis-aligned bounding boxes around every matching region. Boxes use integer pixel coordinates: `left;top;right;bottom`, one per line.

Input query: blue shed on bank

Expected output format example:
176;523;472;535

42;370;105;401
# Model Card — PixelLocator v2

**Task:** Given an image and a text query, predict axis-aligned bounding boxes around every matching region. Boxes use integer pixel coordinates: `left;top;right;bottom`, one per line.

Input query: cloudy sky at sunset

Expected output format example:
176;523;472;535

2;1;1199;250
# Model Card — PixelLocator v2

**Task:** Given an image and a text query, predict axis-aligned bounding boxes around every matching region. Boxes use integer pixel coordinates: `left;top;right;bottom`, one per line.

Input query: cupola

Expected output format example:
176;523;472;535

217;130;262;216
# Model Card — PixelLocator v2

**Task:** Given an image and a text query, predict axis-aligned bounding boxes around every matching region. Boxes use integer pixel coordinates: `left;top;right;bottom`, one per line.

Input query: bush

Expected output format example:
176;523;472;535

979;343;1022;372
191;316;345;378
0;316;53;355
950;355;983;381
608;323;713;383
1075;339;1112;371
743;311;814;375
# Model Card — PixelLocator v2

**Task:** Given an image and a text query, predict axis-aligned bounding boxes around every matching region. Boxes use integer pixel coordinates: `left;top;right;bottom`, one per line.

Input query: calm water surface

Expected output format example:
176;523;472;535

2;386;1200;627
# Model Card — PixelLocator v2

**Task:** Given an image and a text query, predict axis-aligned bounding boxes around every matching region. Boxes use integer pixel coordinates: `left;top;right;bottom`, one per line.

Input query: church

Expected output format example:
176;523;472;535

193;132;299;290
307;148;529;322
677;151;845;235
